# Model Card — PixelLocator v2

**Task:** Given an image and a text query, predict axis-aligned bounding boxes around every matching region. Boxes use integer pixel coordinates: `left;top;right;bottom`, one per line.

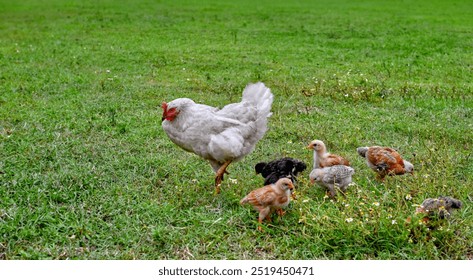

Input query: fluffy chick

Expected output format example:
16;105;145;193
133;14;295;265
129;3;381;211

255;157;307;185
416;196;462;219
240;178;294;231
357;146;414;180
307;140;350;168
309;165;355;198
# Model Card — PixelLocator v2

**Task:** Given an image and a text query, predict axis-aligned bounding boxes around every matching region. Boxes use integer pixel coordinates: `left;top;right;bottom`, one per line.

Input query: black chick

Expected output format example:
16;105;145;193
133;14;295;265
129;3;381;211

255;157;307;185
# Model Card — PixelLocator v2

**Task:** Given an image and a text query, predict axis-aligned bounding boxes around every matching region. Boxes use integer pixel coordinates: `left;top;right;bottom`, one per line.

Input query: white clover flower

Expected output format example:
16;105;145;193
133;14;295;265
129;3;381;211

345;218;354;223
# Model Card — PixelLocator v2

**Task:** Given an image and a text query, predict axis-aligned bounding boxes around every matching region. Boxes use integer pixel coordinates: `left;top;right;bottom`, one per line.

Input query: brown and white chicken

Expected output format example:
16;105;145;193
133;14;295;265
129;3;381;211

240;178;294;231
161;82;273;193
357;146;414;180
307;140;350;168
309;165;355;198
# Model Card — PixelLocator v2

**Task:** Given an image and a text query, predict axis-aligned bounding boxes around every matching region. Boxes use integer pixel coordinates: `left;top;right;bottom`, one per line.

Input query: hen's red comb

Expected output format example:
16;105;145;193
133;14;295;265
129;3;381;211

161;102;168;121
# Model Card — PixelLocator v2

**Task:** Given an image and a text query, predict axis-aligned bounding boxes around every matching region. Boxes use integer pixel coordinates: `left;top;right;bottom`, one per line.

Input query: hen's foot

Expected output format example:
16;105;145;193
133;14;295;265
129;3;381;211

214;160;232;193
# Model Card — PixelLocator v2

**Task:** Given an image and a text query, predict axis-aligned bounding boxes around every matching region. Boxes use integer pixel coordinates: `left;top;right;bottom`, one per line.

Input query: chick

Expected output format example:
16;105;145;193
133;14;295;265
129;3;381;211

416;196;462;219
240;178;294;231
307;140;350;168
357;146;413;180
254;157;307;185
309;165;355;198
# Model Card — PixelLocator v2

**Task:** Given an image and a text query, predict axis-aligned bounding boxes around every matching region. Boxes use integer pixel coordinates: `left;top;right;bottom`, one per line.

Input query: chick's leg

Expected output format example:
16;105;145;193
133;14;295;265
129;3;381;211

327;184;337;198
257;207;271;231
276;209;286;216
214;160;232;193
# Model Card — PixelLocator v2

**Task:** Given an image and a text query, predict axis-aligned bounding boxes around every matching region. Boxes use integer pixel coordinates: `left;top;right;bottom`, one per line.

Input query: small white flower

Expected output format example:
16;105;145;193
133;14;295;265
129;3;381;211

302;199;310;203
106;69;110;73
405;194;412;201
344;204;350;207
345;218;353;223
229;178;238;184
373;202;380;207
391;220;397;225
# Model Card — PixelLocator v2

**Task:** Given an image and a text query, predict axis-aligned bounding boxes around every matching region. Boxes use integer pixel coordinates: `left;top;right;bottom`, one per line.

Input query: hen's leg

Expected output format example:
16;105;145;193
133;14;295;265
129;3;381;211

214;160;232;193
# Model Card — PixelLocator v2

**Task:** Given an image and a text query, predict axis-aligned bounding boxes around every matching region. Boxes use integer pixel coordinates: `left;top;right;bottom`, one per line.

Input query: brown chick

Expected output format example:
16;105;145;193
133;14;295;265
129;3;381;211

416;196;462;219
240;178;294;231
357;146;414;180
307;140;350;168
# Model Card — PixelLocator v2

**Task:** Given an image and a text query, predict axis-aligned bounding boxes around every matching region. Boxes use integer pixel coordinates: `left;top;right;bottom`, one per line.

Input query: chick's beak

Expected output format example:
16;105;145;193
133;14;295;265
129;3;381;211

307;140;317;149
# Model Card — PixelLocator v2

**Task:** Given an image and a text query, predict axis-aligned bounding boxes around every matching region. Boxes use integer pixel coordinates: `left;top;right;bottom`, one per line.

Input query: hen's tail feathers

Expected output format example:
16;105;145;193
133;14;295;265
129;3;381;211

242;82;274;140
357;147;368;158
242;82;274;116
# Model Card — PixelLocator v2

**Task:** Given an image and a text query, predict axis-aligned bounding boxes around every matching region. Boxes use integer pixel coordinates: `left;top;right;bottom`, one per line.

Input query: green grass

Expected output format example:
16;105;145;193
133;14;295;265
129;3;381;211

1;0;472;259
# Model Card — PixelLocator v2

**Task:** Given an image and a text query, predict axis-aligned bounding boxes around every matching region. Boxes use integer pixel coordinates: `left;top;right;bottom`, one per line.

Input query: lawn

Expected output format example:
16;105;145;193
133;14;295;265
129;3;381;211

0;0;472;259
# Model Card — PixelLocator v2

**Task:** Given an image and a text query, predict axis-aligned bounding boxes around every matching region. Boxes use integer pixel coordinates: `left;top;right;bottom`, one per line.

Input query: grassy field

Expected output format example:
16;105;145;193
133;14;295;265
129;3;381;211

1;0;472;259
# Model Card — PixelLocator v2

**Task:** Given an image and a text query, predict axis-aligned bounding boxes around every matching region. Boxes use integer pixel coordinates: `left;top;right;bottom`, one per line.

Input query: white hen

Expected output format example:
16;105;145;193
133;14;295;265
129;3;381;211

161;82;274;193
